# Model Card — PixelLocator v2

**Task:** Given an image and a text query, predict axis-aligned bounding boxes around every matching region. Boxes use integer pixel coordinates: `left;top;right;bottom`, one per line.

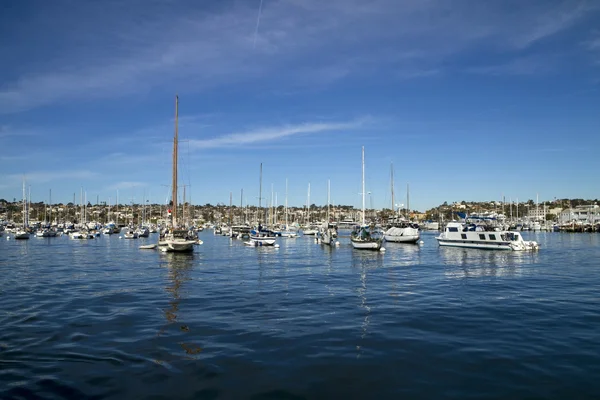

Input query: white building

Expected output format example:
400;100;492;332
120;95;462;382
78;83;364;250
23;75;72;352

558;205;600;225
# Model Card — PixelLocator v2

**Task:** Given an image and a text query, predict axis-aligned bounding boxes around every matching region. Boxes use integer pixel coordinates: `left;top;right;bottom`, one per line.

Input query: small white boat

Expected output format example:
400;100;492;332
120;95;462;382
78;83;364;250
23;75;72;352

161;229;196;252
318;224;337;246
69;231;86;239
123;229;138;239
350;147;384;251
14;230;30;240
249;234;277;246
35;229;57;237
136;227;150;238
384;224;420;243
302;227;318;236
351;225;383;250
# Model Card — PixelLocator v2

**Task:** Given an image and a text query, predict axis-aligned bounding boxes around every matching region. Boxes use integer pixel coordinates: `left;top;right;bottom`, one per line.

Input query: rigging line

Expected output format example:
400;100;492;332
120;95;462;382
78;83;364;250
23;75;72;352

253;0;264;49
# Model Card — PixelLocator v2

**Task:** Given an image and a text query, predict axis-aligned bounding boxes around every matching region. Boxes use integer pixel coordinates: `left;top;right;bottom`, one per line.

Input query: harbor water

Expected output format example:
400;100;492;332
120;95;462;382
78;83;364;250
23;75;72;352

1;231;600;398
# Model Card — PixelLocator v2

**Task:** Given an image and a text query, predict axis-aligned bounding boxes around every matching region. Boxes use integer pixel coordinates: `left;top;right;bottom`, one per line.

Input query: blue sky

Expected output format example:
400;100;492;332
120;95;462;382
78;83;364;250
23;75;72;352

1;0;599;211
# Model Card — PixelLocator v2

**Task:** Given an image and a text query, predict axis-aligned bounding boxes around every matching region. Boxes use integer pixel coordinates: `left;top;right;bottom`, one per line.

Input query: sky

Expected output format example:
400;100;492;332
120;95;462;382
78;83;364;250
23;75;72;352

1;0;599;212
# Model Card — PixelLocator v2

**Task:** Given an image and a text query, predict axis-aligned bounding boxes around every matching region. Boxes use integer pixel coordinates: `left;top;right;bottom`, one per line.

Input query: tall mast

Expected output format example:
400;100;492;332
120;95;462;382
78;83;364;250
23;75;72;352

229;191;233;225
285;178;288;228
390;162;395;216
22;178;26;228
307;183;311;224
406;183;410;220
258;163;262;224
327;179;330;222
172;95;179;228
361;146;365;226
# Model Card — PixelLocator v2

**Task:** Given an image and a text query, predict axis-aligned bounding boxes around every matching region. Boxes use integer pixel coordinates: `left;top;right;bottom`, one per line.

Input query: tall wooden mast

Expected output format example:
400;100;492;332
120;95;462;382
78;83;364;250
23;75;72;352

172;95;179;228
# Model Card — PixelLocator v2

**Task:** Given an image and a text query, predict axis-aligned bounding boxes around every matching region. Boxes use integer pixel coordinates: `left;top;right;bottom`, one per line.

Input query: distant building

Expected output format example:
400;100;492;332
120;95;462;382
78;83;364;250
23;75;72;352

558;205;600;224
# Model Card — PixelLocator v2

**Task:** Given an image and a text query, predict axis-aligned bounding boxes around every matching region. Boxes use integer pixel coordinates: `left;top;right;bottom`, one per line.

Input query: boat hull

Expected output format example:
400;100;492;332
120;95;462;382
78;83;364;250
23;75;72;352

14;232;30;240
164;240;195;252
436;238;513;250
384;233;420;243
351;239;382;250
249;236;277;246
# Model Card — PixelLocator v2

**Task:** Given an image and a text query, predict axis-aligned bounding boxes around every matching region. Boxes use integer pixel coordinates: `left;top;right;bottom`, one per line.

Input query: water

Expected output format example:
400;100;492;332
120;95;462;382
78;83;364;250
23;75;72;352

1;231;600;399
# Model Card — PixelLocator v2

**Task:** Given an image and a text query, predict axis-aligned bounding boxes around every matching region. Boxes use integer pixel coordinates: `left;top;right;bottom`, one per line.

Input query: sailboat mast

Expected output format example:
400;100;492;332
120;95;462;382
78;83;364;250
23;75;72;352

361;146;365;226
390;162;395;216
307;183;311;224
285;178;288;228
172;95;179;228
22;179;26;228
407;183;410;220
327;179;330;222
258;163;262;224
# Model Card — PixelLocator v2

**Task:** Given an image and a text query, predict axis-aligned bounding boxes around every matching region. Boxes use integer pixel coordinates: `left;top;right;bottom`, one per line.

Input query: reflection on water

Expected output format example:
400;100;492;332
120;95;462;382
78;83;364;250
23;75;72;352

157;253;202;362
440;246;539;278
384;242;422;267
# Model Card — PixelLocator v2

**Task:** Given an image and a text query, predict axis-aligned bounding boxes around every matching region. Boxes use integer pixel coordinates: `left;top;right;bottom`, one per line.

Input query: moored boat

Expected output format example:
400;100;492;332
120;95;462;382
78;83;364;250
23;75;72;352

436;222;539;250
350;146;384;251
384;223;420;243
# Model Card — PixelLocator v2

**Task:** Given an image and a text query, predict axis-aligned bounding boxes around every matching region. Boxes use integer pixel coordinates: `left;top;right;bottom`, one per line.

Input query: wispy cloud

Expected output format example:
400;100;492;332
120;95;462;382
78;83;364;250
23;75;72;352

466;55;558;76
105;181;150;191
189;119;367;149
0;0;597;113
6;170;100;184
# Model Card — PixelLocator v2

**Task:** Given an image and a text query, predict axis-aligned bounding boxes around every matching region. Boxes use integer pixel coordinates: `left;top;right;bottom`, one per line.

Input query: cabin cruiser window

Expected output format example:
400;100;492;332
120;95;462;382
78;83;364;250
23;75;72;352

489;234;496;240
448;227;459;232
479;234;485;240
461;234;467;239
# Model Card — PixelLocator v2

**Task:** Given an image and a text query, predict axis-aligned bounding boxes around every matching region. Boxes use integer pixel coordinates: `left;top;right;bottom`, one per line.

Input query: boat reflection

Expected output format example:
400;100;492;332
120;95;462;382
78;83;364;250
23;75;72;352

440;247;539;278
383;241;421;267
157;252;202;360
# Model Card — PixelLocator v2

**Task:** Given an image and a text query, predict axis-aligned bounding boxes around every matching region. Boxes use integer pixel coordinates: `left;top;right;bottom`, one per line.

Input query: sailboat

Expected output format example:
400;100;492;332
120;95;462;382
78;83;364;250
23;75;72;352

14;179;30;240
350;147;383;251
302;183;318;235
383;163;420;243
318;179;338;246
248;163;277;246
281;178;297;238
161;95;197;253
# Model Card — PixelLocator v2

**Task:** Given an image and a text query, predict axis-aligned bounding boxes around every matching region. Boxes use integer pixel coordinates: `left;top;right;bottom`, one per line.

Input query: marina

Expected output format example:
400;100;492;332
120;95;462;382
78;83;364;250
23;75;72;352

2;1;600;397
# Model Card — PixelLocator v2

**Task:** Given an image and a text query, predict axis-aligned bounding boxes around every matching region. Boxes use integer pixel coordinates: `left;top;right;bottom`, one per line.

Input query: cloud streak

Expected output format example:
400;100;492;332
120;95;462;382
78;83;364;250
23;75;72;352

189;119;367;149
6;170;100;184
0;0;597;113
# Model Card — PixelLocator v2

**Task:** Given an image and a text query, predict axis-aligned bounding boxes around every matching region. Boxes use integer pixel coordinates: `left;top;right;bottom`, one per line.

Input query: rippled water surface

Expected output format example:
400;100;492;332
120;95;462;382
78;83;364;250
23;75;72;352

2;231;600;399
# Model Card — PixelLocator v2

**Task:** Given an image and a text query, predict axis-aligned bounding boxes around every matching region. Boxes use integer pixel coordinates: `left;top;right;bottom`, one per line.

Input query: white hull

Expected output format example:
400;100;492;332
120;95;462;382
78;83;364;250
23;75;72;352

302;229;318;236
164;239;195;252
437;239;513;250
249;236;277;246
384;227;420;243
436;222;539;251
384;234;419;243
281;231;297;238
351;239;382;250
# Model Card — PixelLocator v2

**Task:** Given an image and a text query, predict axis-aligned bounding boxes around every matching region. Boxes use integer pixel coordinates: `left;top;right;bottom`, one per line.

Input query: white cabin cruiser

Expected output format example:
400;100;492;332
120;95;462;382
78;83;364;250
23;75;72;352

436;222;539;251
